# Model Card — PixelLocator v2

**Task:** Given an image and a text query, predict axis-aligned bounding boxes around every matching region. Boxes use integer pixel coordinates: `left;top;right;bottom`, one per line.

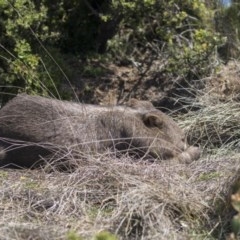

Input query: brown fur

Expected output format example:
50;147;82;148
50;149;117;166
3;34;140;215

0;94;200;168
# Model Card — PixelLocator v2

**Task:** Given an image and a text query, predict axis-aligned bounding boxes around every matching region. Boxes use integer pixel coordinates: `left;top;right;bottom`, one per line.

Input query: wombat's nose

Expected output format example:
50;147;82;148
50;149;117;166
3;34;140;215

187;146;201;160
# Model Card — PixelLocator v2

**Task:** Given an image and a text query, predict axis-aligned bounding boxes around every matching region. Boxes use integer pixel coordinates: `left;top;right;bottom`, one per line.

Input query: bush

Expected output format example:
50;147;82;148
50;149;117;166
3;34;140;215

215;1;240;62
0;0;57;103
0;0;225;106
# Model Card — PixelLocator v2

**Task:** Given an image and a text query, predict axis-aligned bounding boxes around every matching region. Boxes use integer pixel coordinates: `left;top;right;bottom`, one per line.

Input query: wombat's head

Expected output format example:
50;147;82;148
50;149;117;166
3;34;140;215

127;99;200;162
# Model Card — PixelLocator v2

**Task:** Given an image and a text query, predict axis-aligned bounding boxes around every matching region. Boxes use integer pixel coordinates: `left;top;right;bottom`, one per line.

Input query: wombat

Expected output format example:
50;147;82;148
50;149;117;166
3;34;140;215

0;94;200;168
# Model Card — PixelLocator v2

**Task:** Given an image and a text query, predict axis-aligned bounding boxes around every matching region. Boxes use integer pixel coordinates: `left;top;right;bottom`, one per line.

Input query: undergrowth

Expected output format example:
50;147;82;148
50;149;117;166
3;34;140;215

0;152;240;239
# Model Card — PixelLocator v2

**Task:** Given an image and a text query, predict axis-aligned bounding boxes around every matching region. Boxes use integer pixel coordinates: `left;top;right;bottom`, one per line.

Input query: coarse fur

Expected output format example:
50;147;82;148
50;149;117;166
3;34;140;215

0;94;200;168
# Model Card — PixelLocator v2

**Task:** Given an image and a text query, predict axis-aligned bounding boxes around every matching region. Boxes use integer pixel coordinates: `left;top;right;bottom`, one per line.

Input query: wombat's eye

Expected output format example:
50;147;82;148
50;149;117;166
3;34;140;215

181;137;186;142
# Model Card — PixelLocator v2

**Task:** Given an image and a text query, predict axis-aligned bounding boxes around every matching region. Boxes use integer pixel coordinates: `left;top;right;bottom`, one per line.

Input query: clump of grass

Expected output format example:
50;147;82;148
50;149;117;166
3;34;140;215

173;63;240;238
174;62;240;157
178;100;240;150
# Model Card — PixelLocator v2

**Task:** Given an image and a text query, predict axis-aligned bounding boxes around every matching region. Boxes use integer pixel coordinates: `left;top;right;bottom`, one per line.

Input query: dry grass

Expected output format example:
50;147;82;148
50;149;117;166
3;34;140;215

0;151;239;240
176;62;240;153
1;61;240;239
178;99;240;151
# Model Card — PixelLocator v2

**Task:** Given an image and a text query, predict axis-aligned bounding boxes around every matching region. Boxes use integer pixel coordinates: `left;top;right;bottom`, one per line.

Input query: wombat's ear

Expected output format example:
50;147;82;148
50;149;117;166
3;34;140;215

143;113;163;128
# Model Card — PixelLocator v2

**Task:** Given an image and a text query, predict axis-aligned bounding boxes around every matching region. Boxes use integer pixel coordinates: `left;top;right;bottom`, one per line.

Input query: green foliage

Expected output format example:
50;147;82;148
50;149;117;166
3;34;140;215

0;0;120;103
66;231;83;240
20;176;40;190
93;231;118;240
66;230;117;240
0;171;8;180
42;0;117;54
231;191;240;238
0;0;52;101
0;0;226;104
108;0;223;79
223;1;240;40
83;65;107;78
198;172;220;181
215;1;240;61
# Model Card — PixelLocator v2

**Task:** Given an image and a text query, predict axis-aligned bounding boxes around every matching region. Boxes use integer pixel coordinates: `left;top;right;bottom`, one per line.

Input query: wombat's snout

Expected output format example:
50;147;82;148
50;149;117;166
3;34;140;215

177;146;201;164
186;146;201;161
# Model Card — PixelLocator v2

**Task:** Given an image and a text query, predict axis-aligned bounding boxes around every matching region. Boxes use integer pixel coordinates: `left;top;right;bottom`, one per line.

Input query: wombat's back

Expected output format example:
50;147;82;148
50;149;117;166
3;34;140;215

0;94;119;144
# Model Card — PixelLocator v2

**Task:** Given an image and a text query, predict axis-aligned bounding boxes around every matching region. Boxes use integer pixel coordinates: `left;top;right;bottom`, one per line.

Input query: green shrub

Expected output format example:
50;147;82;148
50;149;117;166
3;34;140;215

0;0;225;105
230;191;240;239
215;1;240;62
94;231;118;240
0;0;53;102
67;231;83;240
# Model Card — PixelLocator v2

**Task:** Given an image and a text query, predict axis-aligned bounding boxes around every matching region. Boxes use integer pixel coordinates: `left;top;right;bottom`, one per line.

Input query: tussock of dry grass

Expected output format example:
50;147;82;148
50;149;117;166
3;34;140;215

0;152;240;240
178;96;240;151
176;62;240;152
